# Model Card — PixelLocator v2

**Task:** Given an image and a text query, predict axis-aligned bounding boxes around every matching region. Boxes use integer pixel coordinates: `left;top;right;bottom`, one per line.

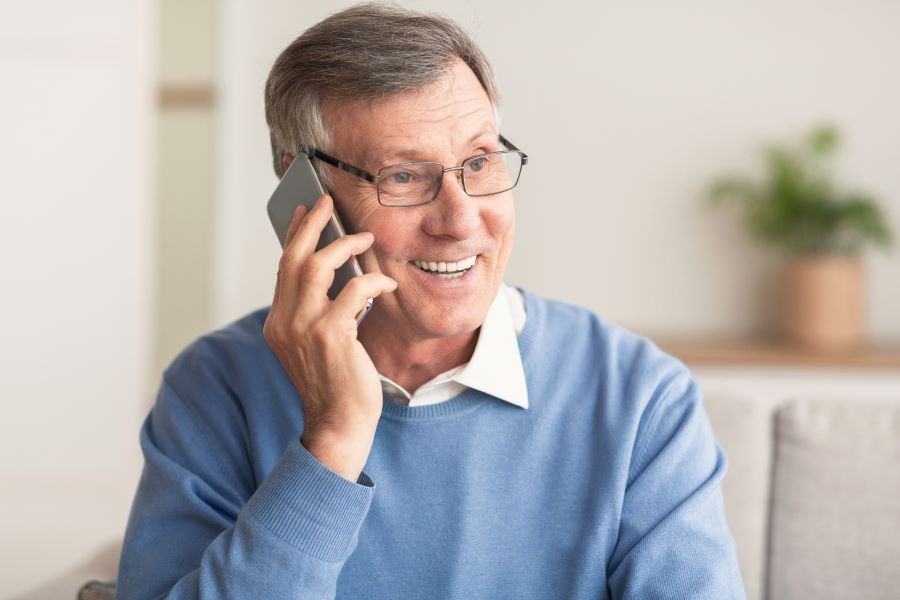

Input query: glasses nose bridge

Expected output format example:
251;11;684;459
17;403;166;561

441;164;466;188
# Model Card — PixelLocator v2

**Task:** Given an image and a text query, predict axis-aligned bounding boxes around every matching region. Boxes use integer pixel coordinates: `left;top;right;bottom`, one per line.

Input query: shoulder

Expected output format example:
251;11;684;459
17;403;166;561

520;288;688;376
166;307;270;376
520;289;710;479
518;288;695;414
144;309;276;504
161;306;283;414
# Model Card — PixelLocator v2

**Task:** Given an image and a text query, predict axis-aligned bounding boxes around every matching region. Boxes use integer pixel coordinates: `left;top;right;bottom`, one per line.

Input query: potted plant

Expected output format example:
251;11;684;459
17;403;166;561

708;124;893;351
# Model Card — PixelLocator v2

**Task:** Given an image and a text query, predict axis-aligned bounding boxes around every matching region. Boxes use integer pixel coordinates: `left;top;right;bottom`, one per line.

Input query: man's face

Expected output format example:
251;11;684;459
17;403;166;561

324;60;515;342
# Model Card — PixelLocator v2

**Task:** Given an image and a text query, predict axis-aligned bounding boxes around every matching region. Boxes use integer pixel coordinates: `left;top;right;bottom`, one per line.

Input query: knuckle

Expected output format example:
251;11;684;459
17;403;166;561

277;254;297;277
264;319;287;350
344;275;365;294
308;323;329;345
287;320;308;340
300;259;322;281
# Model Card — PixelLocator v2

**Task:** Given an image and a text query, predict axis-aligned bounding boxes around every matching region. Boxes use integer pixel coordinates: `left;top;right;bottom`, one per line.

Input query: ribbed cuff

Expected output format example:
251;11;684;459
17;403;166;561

242;438;375;562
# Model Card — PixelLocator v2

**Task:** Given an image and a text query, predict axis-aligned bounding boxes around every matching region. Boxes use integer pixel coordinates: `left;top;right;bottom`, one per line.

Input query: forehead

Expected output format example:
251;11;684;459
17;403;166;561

325;60;497;166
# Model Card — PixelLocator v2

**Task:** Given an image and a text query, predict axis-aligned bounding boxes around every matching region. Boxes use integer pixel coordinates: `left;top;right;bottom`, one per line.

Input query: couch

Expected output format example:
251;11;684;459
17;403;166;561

705;394;900;600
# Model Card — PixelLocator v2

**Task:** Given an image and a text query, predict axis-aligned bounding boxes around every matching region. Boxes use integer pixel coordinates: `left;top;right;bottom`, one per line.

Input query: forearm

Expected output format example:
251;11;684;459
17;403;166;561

118;438;375;599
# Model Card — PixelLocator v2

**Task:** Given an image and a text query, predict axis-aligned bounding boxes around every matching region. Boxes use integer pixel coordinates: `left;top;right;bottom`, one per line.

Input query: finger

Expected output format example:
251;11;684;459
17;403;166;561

284;203;310;248
329;273;397;323
296;232;376;310
284;194;334;262
277;194;334;303
310;231;374;275
274;203;311;307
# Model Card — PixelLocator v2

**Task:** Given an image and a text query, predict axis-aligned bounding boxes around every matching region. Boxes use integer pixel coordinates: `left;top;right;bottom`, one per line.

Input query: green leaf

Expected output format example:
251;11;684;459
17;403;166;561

705;124;893;255
806;124;839;156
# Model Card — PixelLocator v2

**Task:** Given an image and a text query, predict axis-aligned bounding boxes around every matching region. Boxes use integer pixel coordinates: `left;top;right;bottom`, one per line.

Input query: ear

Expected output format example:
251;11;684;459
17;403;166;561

281;154;294;172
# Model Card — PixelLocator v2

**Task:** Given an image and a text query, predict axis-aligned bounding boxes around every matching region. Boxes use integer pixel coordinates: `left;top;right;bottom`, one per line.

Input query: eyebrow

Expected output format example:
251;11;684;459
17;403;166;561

362;124;499;169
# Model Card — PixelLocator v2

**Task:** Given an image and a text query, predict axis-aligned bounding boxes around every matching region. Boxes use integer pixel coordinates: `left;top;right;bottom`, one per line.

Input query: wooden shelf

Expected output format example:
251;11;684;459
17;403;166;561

654;338;900;370
158;83;215;110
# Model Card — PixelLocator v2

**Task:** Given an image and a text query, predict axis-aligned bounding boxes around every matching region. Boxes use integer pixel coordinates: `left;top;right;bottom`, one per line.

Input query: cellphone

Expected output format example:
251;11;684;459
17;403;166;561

266;155;373;322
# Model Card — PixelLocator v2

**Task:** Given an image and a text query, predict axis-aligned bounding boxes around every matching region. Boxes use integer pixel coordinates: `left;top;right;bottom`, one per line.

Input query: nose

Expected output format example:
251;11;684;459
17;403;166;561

420;169;481;240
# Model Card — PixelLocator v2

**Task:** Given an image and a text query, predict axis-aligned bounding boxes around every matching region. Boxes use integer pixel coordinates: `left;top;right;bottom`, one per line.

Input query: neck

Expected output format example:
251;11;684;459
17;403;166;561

358;310;479;395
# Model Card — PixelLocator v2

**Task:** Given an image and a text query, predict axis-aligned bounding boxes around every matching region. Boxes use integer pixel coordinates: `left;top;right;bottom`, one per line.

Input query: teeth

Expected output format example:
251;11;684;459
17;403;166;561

413;255;477;274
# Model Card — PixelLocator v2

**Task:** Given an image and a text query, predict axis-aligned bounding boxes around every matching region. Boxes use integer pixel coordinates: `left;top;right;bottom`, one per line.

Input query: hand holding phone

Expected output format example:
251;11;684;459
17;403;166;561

263;157;397;482
267;156;373;320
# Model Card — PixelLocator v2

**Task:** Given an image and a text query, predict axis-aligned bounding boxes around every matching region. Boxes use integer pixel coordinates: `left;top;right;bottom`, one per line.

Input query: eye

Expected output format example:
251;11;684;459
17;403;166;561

388;171;415;184
468;157;486;172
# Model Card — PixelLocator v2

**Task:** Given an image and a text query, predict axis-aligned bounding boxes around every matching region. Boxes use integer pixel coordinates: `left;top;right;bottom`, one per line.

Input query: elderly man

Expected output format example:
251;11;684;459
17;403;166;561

117;4;745;599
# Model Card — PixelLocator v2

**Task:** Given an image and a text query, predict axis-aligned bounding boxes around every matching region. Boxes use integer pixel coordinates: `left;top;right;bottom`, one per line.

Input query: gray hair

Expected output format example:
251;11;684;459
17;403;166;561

264;2;502;184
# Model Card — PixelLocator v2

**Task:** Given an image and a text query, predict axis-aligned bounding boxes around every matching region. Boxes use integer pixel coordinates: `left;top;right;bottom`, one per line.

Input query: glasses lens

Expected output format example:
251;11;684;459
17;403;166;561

463;151;523;197
377;162;443;206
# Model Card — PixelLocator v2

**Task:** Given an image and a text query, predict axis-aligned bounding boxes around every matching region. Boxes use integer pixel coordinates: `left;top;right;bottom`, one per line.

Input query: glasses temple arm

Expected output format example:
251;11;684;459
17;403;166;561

308;149;377;183
498;133;519;151
498;134;528;165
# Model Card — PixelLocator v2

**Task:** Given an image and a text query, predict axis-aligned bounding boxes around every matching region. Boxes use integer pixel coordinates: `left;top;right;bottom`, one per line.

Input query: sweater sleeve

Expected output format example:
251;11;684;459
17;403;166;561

115;379;375;599
606;368;747;600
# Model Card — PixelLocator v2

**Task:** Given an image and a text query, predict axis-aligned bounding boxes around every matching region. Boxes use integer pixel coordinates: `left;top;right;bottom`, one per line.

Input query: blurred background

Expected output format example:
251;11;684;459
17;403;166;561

2;1;898;598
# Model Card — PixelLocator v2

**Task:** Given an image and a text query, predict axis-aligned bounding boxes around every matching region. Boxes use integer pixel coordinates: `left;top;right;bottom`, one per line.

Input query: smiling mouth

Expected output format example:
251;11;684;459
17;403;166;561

411;255;478;280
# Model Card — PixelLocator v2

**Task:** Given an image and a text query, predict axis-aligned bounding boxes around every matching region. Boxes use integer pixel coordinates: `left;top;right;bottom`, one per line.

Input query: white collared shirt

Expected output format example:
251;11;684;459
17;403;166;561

379;283;528;409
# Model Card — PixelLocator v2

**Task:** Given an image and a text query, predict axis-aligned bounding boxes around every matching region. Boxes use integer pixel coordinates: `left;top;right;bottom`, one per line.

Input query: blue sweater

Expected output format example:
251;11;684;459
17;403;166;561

117;289;745;599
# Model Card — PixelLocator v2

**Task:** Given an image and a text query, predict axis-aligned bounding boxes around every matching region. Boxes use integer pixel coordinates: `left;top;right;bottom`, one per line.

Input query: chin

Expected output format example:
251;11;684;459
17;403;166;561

423;317;483;340
410;299;489;340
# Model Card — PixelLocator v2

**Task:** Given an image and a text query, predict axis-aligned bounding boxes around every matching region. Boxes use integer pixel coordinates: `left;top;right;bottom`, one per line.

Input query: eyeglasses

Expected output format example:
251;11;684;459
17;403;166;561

307;134;528;207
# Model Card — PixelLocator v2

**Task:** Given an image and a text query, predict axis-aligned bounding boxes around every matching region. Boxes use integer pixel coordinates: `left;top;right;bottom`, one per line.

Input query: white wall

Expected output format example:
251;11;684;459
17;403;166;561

154;0;217;378
0;1;155;596
214;0;900;341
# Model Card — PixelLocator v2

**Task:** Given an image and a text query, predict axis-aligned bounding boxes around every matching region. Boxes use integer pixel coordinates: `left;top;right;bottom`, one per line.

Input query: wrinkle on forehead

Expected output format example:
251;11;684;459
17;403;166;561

326;60;497;169
362;131;496;176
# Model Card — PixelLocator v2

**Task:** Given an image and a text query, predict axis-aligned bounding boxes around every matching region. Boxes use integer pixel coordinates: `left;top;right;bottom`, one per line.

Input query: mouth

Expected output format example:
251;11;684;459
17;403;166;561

410;255;478;280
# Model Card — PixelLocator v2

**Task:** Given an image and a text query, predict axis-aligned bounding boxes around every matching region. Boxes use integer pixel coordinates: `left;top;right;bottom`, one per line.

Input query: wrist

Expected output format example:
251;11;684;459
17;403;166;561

301;426;375;483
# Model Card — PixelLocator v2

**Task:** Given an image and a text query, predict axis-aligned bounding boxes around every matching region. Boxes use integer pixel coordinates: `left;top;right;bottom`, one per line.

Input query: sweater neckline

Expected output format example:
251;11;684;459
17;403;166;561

379;287;540;421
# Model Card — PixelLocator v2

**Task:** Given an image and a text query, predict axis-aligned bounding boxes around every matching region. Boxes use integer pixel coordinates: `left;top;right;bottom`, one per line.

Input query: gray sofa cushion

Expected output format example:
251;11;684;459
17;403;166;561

77;580;115;600
705;393;780;600
768;397;900;600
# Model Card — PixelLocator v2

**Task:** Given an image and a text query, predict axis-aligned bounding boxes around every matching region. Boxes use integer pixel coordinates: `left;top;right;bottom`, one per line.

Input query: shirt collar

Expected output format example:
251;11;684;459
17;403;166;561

379;284;529;410
452;285;529;409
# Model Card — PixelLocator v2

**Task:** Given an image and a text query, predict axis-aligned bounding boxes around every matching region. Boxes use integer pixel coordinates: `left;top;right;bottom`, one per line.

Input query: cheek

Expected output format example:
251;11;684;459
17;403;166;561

331;187;386;273
358;210;417;274
335;187;379;233
486;196;516;246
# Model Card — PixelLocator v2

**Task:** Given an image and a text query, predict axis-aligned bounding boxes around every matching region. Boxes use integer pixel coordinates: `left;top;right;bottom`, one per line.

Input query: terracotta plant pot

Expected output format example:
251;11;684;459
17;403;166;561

781;255;864;352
